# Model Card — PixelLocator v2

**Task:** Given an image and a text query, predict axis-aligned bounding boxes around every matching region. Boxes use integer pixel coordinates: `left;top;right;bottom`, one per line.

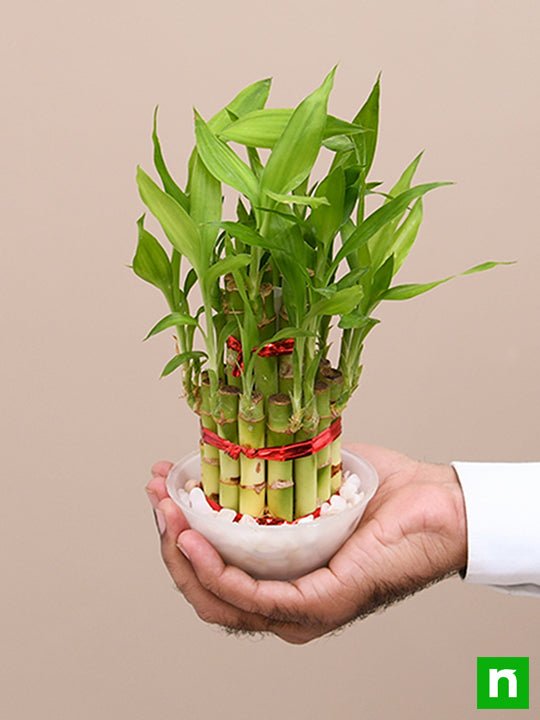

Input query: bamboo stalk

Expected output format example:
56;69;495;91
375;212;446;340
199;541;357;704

266;394;294;521
293;406;318;518
223;274;243;387
216;384;241;510
315;381;332;503
321;367;344;493
238;392;266;517
199;372;219;497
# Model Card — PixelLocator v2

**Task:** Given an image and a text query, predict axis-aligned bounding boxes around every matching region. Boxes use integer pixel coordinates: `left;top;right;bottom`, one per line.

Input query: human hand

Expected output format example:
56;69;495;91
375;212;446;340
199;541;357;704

145;445;467;644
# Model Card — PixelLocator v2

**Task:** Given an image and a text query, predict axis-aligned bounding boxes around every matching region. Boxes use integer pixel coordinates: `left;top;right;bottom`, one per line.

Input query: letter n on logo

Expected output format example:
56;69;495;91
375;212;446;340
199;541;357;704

477;657;529;709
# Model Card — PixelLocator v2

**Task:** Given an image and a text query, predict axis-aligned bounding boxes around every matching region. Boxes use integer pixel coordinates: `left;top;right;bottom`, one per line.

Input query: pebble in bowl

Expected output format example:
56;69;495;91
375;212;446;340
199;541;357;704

166;448;378;580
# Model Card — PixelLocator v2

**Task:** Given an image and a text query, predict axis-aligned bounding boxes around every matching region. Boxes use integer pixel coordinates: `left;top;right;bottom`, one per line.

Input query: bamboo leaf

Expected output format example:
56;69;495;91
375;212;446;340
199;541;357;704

352;75;380;176
219;221;285;252
370;254;394;301
462;261;515;275
136;167;202;271
392;199;423;272
331;182;451;274
305;287;362;320
133;215;173;299
265;190;329;208
183;267;197;297
194;111;259;204
189;151;222;264
219;108;365;148
161;351;207;377
260;327;316;345
152;107;189;210
369;152;424;269
310;167;345;246
338;313;379;330
208;78;272;133
261;67;336;196
144;312;198;340
382;261;514;301
206;254;251;286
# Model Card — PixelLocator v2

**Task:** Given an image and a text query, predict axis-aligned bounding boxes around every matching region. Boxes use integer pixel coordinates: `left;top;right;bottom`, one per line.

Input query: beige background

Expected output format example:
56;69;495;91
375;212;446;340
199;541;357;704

2;0;539;718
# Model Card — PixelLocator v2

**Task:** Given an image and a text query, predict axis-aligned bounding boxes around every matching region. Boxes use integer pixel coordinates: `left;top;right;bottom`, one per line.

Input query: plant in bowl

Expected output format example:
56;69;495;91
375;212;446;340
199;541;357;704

133;68;506;579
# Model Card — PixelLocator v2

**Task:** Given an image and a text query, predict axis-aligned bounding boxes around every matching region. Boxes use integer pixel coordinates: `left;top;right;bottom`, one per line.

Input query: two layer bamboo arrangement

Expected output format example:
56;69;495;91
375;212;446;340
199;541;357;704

133;68;504;522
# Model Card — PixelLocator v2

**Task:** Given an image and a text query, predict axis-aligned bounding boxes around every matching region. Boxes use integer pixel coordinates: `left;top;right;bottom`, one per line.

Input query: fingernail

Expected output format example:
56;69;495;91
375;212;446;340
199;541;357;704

177;538;190;561
145;487;159;510
154;508;166;535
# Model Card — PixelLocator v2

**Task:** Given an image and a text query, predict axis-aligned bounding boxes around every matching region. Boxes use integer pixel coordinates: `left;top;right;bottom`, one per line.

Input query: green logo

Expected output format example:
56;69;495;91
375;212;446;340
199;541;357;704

477;657;529;709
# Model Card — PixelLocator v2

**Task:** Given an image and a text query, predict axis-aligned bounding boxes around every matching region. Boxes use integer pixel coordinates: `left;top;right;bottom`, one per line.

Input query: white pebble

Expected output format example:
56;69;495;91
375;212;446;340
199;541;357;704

339;483;357;501
189;487;214;514
347;473;362;492
217;508;237;522
329;494;347;512
320;502;331;515
184;478;201;493
296;515;314;524
238;514;258;527
350;491;365;506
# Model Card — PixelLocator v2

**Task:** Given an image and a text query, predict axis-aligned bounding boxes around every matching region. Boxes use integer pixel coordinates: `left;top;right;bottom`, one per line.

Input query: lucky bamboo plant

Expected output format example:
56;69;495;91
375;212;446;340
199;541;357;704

133;68;506;522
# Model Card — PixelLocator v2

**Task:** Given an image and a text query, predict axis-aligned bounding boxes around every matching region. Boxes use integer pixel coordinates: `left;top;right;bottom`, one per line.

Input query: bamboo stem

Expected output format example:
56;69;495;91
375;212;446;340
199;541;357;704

266;394;294;521
321;367;344;493
216;385;241;510
199;372;219;497
315;381;332;503
238;393;266;517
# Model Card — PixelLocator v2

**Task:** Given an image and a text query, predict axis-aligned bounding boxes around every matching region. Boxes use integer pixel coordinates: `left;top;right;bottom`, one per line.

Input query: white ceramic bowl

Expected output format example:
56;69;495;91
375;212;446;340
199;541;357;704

166;448;378;580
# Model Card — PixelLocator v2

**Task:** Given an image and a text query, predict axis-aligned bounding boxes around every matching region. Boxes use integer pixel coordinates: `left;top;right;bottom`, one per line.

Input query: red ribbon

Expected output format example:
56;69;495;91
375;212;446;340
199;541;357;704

226;335;295;377
201;416;342;462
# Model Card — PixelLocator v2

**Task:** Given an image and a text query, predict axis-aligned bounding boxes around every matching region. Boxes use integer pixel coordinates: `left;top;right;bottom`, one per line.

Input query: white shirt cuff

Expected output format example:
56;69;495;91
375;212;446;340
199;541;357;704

451;462;540;590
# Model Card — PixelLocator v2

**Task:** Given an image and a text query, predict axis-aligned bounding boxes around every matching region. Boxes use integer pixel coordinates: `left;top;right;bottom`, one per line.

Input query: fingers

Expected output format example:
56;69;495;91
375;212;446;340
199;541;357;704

178;529;343;628
153;499;294;636
146;460;173;508
151;460;173;477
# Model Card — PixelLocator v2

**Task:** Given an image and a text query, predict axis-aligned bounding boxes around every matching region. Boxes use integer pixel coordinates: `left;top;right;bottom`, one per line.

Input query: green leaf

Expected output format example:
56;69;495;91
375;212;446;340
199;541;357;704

369;152;424;269
322;136;355;152
265;190;329;208
331;182;451;274
161;350;208;377
392;198;423;272
219;108;364;149
183;267;197;297
310;167;345;246
382;260;514;301
208;78;272;133
261;67;336;196
132;215;172;299
136;167;202;271
188;151;222;264
219;221;285;253
305;286;362;321
382;278;451;300
338;313;379;330
257;327;315;346
152;107;189;210
352;75;380;176
370;254;394;301
462;261;515;275
144;312;198;340
206;254;251;286
194;111;259;204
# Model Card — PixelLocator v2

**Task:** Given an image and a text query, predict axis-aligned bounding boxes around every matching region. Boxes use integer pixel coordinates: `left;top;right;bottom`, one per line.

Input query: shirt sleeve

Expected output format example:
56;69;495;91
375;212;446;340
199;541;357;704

451;461;540;596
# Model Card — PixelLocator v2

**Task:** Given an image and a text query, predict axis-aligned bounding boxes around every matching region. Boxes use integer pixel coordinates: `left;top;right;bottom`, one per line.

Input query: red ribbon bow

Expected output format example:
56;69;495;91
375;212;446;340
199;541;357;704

226;335;295;377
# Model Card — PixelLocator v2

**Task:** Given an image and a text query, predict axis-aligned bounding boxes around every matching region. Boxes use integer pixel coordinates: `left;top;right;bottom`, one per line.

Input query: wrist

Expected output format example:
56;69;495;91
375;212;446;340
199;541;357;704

418;461;468;576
